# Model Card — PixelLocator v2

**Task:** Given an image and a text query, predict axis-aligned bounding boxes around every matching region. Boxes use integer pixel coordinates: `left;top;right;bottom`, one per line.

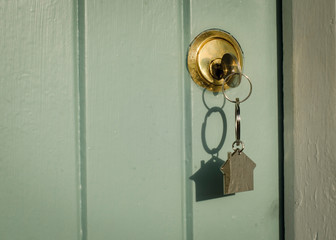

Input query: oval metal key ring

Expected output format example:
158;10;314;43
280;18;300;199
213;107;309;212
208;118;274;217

232;98;244;153
235;98;240;141
221;72;252;104
221;71;252;153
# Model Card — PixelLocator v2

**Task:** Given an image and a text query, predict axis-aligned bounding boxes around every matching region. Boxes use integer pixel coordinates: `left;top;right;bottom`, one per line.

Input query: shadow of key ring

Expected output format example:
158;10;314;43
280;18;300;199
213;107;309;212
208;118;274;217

222;72;252;104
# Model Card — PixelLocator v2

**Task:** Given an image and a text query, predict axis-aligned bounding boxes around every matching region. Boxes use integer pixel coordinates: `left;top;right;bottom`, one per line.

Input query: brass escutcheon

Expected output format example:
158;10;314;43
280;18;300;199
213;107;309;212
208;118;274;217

187;29;243;92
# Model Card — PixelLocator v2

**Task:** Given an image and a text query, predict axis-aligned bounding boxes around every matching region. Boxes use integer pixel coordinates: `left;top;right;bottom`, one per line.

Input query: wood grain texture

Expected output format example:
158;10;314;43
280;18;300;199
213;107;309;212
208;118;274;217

283;0;336;239
0;1;80;239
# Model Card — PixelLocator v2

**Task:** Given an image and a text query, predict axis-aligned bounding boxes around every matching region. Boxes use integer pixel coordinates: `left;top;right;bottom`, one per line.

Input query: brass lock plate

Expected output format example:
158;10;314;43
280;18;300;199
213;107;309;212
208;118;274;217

187;29;243;92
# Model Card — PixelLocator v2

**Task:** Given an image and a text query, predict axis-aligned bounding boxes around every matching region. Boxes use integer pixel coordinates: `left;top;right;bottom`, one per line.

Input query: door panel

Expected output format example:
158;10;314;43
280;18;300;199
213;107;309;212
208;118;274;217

0;1;80;239
85;0;279;239
190;1;279;239
1;0;279;239
84;1;185;239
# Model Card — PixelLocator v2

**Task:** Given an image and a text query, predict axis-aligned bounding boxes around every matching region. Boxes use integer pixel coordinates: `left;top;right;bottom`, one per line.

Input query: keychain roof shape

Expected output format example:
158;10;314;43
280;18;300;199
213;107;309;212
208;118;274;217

220;151;256;195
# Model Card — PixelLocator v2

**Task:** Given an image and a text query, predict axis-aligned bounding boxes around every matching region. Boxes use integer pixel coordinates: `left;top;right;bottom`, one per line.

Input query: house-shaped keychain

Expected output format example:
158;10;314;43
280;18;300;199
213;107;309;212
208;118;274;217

220;151;256;195
190;157;225;201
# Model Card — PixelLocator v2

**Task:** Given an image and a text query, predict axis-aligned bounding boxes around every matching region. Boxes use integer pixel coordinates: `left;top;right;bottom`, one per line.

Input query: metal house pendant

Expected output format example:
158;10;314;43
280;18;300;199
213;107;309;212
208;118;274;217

220;151;256;195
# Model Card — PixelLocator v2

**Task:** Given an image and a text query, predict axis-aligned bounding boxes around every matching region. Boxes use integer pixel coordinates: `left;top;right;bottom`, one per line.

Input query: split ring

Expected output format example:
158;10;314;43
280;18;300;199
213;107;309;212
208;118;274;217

235;99;241;141
222;72;252;104
232;140;245;153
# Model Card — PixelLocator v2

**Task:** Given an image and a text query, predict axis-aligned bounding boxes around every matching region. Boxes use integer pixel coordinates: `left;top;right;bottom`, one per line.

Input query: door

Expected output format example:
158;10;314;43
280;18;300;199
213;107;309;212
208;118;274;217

1;0;280;239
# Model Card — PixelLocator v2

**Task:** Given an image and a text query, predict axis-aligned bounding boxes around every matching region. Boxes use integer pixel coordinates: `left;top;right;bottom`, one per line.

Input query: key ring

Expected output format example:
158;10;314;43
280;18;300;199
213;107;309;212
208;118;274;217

235;98;240;141
232;140;245;153
221;72;252;104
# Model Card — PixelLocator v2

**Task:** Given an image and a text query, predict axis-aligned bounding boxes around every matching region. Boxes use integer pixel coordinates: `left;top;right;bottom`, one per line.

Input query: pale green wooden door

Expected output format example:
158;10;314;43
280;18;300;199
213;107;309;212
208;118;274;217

1;0;279;240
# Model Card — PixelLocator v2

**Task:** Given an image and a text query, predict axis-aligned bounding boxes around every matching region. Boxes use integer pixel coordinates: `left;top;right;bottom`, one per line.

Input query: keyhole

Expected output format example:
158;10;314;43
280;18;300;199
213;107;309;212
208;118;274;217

209;58;224;80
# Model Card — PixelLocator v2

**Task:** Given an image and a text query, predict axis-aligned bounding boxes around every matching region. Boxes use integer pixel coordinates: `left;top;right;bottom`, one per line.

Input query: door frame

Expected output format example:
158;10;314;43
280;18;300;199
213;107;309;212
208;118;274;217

283;0;336;239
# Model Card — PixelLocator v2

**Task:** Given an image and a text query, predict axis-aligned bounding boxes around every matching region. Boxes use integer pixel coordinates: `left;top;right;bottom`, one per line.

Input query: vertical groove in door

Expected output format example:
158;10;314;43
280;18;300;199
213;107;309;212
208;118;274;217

276;0;284;239
181;0;193;239
77;0;88;239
